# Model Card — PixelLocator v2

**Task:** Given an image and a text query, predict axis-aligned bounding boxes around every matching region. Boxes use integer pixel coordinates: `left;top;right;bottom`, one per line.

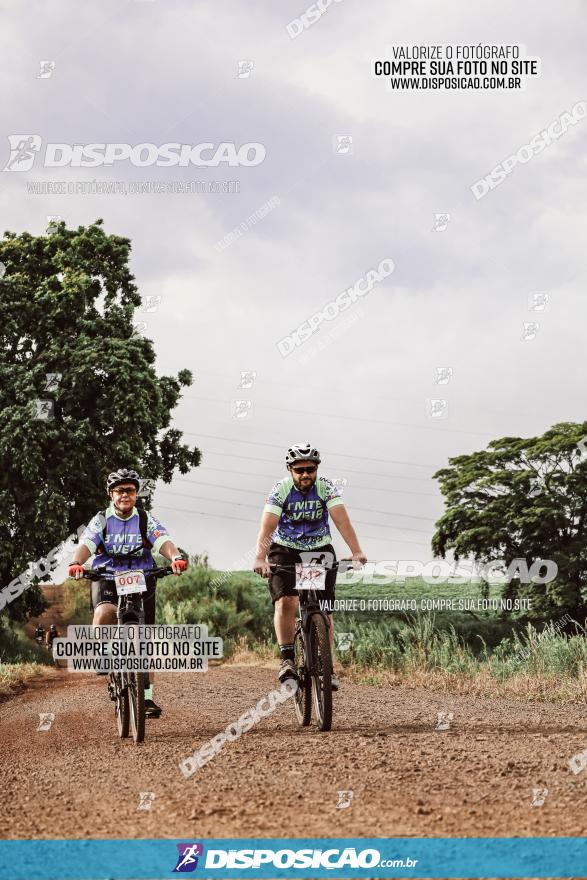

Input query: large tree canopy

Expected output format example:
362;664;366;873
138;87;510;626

432;422;587;619
0;219;200;621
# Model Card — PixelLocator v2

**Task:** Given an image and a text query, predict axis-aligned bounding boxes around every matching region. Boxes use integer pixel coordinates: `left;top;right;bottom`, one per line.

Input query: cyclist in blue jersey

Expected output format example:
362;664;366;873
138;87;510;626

68;468;187;717
254;444;366;689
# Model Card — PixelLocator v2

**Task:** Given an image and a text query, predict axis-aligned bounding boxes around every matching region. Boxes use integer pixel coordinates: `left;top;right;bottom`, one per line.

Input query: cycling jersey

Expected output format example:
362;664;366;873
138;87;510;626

263;475;343;550
80;503;171;574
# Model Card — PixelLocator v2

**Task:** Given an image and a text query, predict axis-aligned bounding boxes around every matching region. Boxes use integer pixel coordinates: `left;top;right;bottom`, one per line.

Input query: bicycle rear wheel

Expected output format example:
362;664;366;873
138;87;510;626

310;614;332;731
293;626;311;726
112;674;129;738
128;672;145;743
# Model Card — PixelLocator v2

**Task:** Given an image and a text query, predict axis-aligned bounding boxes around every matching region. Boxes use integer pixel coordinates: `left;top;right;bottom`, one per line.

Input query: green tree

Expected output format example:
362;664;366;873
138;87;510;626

0;219;200;623
432;422;587;619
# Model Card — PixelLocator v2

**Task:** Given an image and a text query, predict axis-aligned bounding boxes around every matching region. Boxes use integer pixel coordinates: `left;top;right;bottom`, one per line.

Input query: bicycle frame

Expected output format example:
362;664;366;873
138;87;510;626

270;561;337;672
297;588;332;677
83;563;173;742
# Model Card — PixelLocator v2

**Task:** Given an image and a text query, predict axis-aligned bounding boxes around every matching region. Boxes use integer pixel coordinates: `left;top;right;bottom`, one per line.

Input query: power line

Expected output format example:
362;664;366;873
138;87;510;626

186;447;435;483
155;491;432;535
184;432;442;470
166;478;437;521
155;504;431;548
181;396;494;439
179;466;440;498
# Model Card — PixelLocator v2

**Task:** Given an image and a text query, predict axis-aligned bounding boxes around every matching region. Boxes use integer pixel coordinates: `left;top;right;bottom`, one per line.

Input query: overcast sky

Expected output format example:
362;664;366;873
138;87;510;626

2;0;586;569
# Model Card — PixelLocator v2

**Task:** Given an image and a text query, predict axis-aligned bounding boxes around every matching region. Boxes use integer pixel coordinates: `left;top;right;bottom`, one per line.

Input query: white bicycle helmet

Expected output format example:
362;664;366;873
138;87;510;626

285;443;321;466
106;468;141;493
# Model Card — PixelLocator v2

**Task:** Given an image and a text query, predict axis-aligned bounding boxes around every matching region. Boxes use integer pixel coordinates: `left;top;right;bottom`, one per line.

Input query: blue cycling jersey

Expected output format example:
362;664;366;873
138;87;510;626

80;503;171;574
263;475;343;550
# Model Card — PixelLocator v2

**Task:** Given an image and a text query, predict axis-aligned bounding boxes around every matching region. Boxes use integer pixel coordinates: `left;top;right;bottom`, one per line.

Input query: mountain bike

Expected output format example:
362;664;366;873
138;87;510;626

83;564;172;744
270;558;351;732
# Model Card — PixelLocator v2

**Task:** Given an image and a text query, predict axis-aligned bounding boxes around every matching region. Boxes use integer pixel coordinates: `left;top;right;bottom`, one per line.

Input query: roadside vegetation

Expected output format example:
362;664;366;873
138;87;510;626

5;564;587;703
157;567;587;701
0;625;52;699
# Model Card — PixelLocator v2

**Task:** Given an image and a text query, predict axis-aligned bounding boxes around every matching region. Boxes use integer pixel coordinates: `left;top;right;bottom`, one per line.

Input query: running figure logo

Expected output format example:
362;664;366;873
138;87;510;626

336;790;354;809
173;843;204;872
4;135;42;171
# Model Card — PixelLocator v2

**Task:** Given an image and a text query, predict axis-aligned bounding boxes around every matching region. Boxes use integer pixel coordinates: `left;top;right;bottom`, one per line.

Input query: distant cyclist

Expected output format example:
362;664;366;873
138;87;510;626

68;468;187;718
34;623;45;645
254;443;367;690
46;624;58;649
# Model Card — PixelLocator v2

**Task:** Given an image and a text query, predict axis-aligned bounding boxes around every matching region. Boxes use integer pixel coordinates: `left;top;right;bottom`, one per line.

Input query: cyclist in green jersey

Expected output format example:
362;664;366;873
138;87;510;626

254;443;366;689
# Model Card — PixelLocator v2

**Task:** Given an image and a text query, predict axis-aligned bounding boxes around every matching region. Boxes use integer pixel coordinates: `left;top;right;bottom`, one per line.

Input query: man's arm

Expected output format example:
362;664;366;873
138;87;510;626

146;512;187;573
157;540;187;574
329;505;367;563
254;512;279;577
71;544;92;566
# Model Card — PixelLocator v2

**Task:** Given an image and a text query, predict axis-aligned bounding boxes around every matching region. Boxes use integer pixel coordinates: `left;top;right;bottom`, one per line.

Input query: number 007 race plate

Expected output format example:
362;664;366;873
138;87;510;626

115;570;147;596
295;564;326;590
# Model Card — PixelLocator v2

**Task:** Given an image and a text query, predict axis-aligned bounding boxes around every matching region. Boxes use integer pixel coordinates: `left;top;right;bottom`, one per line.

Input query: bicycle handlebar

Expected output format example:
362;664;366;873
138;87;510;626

268;559;360;573
82;565;174;582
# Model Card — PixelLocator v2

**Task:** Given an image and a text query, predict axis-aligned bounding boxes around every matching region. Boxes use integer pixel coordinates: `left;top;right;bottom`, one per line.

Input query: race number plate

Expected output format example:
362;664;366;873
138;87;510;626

115;570;147;596
295;563;326;590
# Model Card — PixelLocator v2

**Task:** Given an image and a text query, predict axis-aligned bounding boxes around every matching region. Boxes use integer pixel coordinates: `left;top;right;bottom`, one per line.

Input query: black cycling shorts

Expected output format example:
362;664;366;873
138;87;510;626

267;542;336;612
90;575;156;625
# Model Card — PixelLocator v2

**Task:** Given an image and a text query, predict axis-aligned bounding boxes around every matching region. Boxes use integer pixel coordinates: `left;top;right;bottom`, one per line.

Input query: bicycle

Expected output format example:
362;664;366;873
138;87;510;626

270;558;352;732
83;564;173;744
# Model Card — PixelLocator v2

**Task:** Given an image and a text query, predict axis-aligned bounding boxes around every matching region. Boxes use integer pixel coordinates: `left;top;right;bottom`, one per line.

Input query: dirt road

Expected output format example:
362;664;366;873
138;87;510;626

1;665;587;839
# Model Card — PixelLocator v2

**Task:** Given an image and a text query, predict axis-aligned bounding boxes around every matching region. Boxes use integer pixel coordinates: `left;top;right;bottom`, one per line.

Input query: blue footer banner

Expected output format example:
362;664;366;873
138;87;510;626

0;838;586;879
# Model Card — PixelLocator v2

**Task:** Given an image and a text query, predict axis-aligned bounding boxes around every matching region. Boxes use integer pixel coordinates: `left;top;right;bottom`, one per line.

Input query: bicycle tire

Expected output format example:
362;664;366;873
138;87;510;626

293;627;311;726
129;671;145;743
310;614;332;731
114;674;129;738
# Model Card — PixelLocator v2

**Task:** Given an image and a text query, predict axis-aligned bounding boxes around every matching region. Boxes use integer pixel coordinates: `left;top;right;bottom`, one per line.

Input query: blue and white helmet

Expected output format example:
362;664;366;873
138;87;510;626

285;443;321;466
106;468;141;493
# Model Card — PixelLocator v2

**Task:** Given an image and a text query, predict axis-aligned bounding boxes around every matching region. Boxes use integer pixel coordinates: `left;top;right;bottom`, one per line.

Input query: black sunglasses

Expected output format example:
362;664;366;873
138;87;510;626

291;465;317;475
112;486;137;495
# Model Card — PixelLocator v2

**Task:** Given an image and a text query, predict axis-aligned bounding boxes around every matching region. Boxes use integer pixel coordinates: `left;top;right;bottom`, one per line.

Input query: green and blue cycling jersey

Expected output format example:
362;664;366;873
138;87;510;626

263;475;344;550
79;503;171;574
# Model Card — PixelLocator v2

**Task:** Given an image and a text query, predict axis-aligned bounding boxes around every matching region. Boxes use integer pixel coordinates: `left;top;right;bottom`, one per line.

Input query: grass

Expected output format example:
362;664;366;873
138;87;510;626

7;565;581;704
332;616;587;701
62;578;93;625
0;624;52;665
0;622;54;702
0;662;47;701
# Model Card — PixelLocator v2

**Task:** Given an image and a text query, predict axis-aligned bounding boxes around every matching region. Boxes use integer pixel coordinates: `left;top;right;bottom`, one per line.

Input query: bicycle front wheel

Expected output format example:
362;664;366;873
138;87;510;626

310;614;332;731
128;672;145;743
293;626;311;726
112;673;129;738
